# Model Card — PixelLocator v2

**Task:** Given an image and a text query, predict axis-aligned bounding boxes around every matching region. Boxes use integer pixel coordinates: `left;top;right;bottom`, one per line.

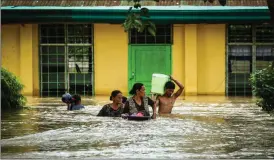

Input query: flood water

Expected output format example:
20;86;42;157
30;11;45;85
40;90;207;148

1;96;274;159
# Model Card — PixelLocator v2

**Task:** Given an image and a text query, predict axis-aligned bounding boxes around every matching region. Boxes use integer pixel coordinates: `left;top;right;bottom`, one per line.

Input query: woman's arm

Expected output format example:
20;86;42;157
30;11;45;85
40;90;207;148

148;97;157;119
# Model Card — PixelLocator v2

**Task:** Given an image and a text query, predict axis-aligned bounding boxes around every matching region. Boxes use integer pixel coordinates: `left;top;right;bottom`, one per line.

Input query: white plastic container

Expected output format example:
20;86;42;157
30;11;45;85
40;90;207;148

151;73;170;95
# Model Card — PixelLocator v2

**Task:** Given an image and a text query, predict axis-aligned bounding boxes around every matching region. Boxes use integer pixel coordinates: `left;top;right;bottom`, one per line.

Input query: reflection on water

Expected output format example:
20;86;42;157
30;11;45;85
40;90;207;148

1;96;274;159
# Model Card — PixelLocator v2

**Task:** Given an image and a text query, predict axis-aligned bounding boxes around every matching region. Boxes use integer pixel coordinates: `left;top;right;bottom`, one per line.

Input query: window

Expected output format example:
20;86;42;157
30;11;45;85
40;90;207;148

39;24;93;97
129;24;173;44
227;24;274;96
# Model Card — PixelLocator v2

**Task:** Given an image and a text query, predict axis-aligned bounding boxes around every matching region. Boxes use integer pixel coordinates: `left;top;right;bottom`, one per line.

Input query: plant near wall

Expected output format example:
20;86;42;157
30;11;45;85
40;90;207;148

122;0;157;36
123;0;228;36
1;67;27;110
250;62;274;112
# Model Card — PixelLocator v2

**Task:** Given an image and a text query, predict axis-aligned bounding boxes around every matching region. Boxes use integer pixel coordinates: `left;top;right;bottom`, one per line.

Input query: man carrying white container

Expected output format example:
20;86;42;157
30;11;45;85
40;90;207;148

155;76;184;114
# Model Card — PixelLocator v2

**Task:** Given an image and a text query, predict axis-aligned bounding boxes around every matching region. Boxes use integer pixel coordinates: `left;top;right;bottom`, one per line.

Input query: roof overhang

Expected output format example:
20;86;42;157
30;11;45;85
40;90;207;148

1;6;271;24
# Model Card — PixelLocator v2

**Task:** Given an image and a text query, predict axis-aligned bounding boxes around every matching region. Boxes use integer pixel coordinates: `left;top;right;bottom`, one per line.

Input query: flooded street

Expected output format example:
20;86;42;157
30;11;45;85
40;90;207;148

1;96;274;159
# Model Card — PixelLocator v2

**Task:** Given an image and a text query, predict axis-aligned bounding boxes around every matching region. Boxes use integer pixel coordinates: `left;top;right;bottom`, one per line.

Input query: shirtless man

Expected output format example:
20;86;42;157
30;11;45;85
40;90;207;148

156;76;184;114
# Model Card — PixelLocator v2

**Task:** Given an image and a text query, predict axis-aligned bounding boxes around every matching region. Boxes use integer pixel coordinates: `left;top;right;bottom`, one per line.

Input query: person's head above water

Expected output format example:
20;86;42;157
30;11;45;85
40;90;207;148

129;83;146;97
164;81;175;97
72;94;81;105
110;90;123;104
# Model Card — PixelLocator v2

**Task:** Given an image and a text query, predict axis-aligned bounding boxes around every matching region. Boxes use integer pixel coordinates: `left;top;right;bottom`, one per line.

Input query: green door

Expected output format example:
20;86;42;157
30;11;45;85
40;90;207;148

128;45;171;95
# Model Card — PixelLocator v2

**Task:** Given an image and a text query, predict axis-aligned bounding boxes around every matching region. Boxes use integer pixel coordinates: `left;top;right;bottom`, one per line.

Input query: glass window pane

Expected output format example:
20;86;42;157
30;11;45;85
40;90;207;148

41;37;48;43
57;46;65;55
58;83;66;91
48;46;57;54
49;65;58;73
49;55;57;63
41;28;47;37
42;83;48;90
256;24;274;43
49;83;57;90
85;74;92;83
42;64;49;73
129;25;172;44
256;45;274;70
69;74;75;83
58;73;65;82
42;73;49;82
41;46;48;54
228;25;252;43
57;64;65;72
57;55;65;63
41;55;48;63
49;73;57;82
76;74;85;83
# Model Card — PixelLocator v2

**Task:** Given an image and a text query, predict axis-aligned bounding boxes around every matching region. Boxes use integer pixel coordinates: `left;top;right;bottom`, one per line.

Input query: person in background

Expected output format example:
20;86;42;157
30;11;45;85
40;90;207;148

70;94;85;110
97;90;124;117
62;93;85;111
122;83;156;119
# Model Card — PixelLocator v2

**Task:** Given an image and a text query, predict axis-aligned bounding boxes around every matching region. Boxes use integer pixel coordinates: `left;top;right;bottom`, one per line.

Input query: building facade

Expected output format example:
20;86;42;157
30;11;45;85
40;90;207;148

1;0;274;97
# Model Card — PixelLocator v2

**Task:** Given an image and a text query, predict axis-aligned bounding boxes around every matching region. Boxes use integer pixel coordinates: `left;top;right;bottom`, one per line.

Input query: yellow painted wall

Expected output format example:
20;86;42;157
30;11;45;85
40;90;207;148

197;24;226;95
184;24;198;95
1;24;39;96
94;24;128;96
1;25;21;76
172;24;185;95
20;24;33;95
2;23;225;96
32;25;39;96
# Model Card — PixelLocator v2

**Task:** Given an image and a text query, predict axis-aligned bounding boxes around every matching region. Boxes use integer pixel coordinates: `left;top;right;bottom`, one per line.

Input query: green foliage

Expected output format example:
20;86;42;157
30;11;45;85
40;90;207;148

123;0;228;36
250;63;274;111
1;67;27;109
122;1;156;36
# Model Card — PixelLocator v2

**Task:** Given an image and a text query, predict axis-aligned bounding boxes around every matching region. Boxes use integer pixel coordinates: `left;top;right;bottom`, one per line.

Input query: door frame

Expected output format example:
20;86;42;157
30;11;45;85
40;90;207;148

128;44;172;95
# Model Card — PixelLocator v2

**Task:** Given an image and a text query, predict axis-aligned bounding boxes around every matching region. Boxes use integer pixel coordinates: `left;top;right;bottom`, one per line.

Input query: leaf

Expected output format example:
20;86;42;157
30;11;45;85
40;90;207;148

128;7;133;13
204;0;207;2
139;24;146;33
208;0;214;3
134;19;143;26
147;27;156;37
148;21;156;31
140;7;149;17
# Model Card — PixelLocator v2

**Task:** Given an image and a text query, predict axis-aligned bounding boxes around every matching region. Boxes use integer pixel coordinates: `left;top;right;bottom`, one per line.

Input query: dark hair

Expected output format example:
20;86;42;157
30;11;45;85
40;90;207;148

129;83;144;95
122;96;127;104
72;94;81;103
164;81;175;90
109;90;122;101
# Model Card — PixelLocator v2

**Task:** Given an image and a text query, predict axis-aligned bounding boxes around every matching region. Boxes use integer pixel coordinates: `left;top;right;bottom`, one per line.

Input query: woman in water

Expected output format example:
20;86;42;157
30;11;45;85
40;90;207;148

97;90;124;117
123;83;156;119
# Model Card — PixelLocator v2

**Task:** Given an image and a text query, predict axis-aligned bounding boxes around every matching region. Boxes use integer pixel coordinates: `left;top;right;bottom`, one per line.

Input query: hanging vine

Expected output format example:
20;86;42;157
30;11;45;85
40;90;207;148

123;0;228;36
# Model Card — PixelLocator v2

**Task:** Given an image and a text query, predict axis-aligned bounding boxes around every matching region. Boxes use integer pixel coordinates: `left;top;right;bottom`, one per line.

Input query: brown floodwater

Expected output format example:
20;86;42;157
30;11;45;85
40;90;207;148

1;96;274;159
